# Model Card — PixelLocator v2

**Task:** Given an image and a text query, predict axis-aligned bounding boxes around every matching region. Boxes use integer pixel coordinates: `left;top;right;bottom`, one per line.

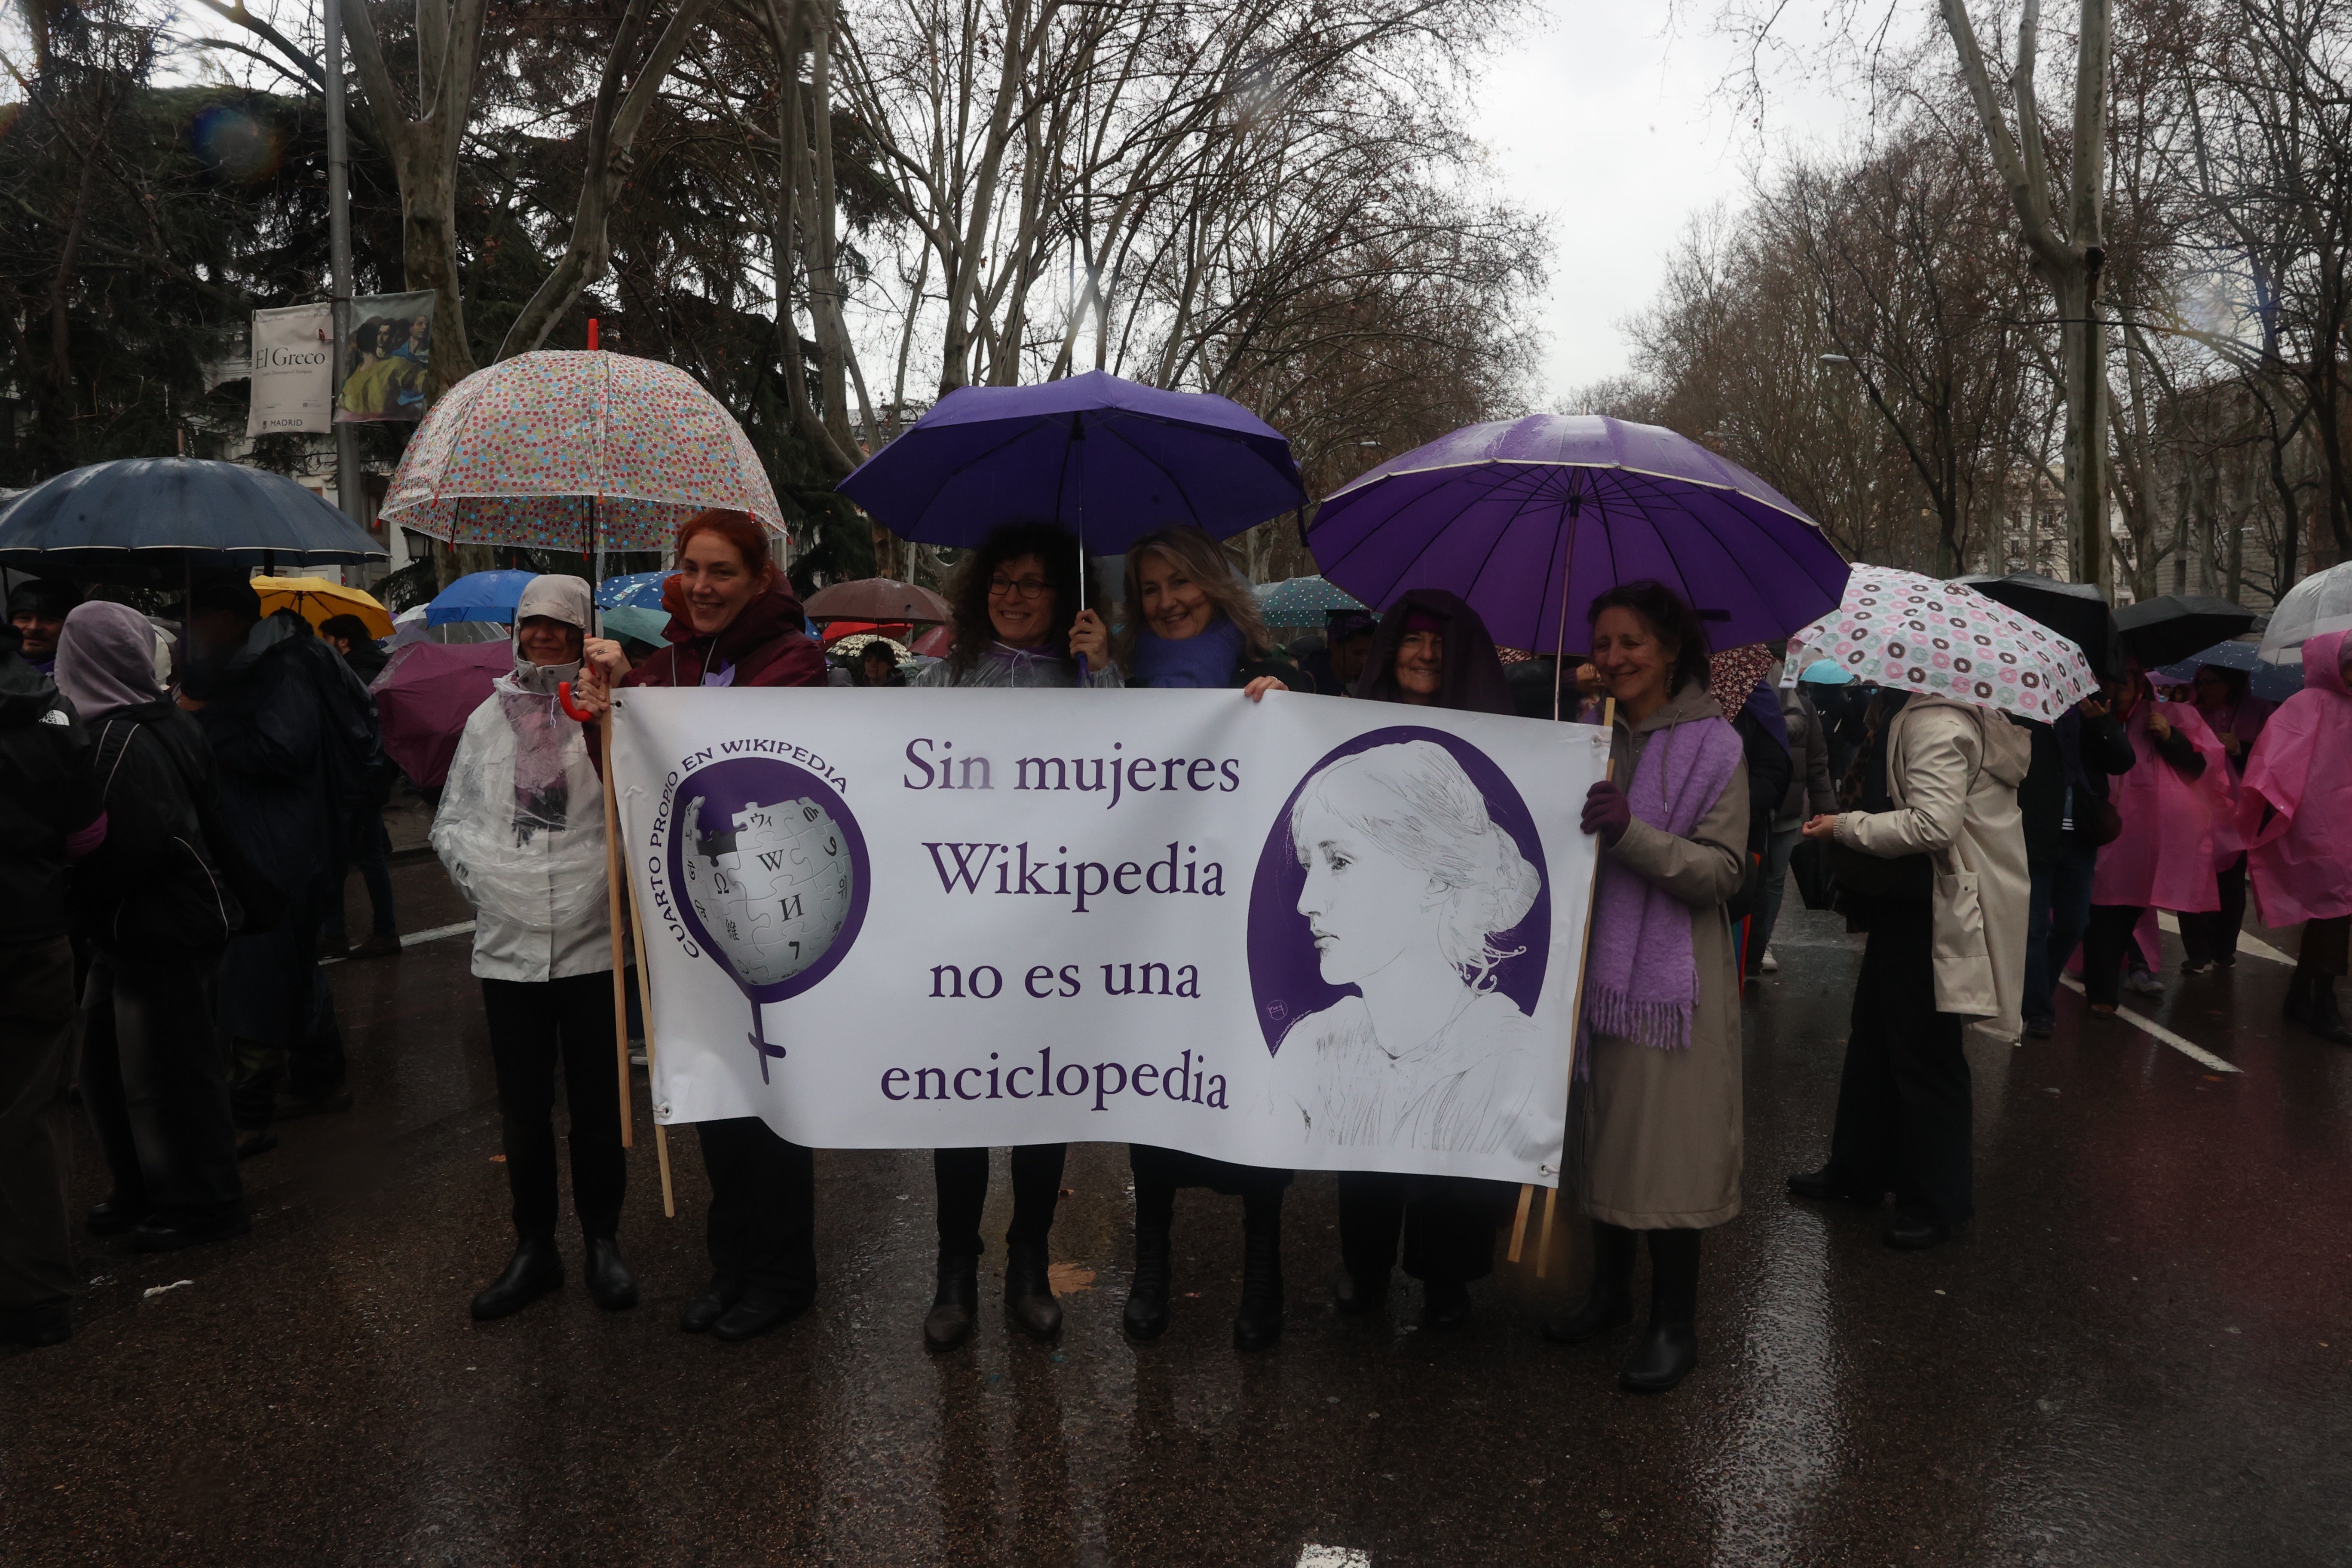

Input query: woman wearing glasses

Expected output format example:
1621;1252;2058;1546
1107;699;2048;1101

912;521;1119;1351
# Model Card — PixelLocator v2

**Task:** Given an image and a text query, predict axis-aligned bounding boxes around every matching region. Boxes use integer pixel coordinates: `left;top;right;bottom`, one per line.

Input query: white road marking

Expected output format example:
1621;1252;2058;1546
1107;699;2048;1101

1298;1549;1371;1568
2155;910;2293;967
2060;976;2242;1073
318;920;475;966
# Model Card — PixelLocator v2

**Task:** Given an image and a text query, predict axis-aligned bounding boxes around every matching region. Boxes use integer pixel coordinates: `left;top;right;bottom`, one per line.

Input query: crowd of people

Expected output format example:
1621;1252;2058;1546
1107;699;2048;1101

3;571;398;1350
6;520;2350;1403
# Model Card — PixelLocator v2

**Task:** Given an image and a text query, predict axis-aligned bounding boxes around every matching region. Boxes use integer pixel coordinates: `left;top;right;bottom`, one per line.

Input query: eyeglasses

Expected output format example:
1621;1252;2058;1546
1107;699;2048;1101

988;576;1052;600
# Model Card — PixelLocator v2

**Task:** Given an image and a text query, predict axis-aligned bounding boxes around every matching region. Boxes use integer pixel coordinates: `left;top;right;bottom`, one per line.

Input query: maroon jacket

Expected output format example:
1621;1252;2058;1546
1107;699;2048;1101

589;577;825;774
619;575;827;690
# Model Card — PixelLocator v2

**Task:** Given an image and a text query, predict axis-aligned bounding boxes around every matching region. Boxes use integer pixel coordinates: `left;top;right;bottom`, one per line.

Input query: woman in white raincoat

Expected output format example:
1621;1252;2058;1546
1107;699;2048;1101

432;575;636;1320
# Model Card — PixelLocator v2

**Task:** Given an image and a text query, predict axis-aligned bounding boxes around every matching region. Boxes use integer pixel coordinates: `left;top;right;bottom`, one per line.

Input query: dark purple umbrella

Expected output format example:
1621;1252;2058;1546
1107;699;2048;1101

835;370;1305;550
1307;416;1850;657
371;640;511;787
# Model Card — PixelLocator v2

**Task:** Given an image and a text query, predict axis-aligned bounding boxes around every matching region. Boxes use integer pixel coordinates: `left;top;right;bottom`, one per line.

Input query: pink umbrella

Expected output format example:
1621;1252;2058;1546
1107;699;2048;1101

371;640;511;787
379;350;787;557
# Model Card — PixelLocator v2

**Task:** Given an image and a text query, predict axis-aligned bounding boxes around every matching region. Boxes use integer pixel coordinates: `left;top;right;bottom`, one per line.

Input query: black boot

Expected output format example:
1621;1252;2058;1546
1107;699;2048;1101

1421;1276;1473;1330
2285;968;2315;1027
1124;1224;1172;1340
1004;1241;1063;1340
1619;1228;1699;1392
1333;1269;1387;1315
84;1193;150;1236
2303;979;2352;1046
1619;1323;1699;1391
0;1301;70;1349
713;1281;814;1342
1233;1196;1284;1352
681;1273;744;1333
471;1233;563;1320
924;1253;979;1352
584;1236;637;1311
1544;1221;1635;1344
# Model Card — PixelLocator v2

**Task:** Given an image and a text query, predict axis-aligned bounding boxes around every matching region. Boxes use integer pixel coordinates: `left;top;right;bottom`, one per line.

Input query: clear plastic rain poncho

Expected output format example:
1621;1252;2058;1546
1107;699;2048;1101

429;576;612;981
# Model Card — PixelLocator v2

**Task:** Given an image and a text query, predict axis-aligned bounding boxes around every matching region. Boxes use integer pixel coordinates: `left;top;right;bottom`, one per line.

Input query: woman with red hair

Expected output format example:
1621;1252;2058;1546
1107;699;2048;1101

579;509;829;1343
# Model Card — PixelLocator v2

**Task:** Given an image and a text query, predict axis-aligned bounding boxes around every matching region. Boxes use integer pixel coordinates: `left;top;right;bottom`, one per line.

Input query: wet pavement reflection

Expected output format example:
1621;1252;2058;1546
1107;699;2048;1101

4;859;2348;1565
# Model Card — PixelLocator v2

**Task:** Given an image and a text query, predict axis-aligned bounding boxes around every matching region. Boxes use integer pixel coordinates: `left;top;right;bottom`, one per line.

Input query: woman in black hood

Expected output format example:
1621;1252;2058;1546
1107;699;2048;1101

1331;589;1522;1330
1350;589;1517;715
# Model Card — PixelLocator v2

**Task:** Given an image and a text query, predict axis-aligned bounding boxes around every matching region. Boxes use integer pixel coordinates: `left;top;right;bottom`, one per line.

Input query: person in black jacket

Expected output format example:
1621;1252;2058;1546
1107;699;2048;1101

0;621;100;1348
316;615;399;960
2016;697;2136;1037
181;578;355;1144
56;602;250;1252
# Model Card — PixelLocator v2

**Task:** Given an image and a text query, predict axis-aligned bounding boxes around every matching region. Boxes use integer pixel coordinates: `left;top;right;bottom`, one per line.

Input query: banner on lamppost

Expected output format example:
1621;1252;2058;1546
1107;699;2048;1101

245;303;335;435
336;290;436;423
612;687;1610;1186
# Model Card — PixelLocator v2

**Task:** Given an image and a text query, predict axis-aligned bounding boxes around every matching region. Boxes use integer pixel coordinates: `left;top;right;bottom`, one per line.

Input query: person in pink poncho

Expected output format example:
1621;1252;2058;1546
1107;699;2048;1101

2179;664;2272;971
2082;660;2229;1014
2239;630;2352;1044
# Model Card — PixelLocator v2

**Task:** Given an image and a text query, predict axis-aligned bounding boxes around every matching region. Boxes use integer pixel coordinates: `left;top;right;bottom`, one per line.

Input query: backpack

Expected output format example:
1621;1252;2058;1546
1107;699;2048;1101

87;718;286;949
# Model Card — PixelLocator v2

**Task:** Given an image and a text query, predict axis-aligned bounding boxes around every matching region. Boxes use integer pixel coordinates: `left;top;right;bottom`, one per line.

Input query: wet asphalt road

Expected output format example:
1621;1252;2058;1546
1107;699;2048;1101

4;850;2350;1568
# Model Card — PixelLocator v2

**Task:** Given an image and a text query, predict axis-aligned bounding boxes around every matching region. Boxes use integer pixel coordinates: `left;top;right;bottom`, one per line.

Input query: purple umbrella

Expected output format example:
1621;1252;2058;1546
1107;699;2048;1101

1308;415;1850;658
835;370;1305;550
371;640;511;787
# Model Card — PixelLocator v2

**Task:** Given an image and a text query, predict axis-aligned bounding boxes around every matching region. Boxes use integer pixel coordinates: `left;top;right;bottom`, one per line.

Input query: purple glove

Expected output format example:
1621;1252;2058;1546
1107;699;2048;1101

1582;779;1632;844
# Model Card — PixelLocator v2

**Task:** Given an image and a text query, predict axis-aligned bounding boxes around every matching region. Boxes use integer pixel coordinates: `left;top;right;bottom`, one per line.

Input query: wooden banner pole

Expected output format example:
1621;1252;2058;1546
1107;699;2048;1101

1507;1183;1535;1264
600;705;634;1150
623;863;676;1219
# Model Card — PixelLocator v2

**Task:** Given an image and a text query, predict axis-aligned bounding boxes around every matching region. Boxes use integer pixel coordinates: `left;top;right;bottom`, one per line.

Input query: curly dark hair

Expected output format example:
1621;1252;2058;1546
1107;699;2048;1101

943;520;1085;674
1586;579;1713;696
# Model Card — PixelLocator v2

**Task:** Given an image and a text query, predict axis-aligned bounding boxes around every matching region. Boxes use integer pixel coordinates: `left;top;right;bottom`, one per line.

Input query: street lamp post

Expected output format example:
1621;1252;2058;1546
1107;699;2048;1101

322;0;382;571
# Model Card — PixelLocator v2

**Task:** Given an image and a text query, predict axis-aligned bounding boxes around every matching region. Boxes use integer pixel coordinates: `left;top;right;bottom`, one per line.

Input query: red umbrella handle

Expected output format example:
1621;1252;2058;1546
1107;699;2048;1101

557;680;596;723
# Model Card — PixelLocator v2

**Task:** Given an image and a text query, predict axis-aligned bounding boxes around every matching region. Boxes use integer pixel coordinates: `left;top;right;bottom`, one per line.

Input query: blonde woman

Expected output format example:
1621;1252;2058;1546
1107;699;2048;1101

1112;524;1296;1350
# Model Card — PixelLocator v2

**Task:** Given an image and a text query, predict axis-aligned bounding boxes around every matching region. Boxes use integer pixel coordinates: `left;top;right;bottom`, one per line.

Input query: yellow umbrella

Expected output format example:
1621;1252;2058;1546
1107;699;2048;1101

250;576;395;640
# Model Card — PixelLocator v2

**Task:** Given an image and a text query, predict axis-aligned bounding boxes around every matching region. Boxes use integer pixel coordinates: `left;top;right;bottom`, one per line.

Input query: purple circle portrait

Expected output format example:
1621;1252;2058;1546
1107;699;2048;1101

1246;726;1550;1059
667;756;871;1005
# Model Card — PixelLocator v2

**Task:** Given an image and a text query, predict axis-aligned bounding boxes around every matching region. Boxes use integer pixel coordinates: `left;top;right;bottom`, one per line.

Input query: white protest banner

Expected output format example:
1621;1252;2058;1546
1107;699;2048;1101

245;303;334;435
613;688;1611;1185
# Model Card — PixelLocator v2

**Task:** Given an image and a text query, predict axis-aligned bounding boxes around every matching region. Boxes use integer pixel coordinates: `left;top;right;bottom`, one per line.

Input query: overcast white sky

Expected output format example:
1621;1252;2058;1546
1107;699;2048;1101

1465;0;1870;405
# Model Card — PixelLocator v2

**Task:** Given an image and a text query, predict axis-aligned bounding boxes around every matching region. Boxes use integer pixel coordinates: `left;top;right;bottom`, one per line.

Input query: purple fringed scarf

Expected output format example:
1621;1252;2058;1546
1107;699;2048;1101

1583;714;1745;1049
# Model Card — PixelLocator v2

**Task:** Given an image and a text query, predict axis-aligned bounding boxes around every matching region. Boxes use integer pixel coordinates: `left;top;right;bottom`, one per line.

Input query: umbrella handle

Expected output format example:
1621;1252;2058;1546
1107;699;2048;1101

557;680;595;723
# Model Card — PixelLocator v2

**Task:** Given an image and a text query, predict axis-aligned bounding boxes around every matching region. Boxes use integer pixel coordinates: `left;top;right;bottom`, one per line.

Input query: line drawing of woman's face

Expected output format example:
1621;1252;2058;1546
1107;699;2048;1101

1292;774;1445;987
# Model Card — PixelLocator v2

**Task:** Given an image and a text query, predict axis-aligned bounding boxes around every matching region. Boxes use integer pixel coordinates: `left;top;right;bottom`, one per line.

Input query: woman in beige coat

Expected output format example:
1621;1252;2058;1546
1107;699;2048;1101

1544;582;1748;1394
1788;689;2030;1250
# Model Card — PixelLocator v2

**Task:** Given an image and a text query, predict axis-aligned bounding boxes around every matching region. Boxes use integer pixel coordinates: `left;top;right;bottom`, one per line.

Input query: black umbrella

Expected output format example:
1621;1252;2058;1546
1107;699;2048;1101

1951;572;2121;683
2114;594;2256;670
0;458;385;583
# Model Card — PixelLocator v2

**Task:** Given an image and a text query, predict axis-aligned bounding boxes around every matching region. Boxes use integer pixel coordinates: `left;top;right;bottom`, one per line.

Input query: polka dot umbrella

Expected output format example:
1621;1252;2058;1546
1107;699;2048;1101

380;350;787;560
1786;565;2100;723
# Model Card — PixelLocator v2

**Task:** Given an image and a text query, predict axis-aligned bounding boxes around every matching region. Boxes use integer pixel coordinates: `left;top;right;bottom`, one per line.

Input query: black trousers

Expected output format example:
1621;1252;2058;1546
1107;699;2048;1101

481;974;625;1240
934;1144;1064;1258
1828;900;1973;1226
0;937;79;1313
2179;855;2248;967
2081;903;2147;1009
2299;915;2352;980
80;947;243;1224
699;1116;816;1295
323;807;396;941
1335;1173;1507;1286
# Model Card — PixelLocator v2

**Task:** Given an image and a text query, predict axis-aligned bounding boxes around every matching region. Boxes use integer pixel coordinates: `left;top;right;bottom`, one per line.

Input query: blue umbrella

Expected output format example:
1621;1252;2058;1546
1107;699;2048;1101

2155;640;2302;703
1256;575;1366;626
597;570;671;610
0;457;386;577
599;604;673;646
425;569;542;626
835;370;1305;551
